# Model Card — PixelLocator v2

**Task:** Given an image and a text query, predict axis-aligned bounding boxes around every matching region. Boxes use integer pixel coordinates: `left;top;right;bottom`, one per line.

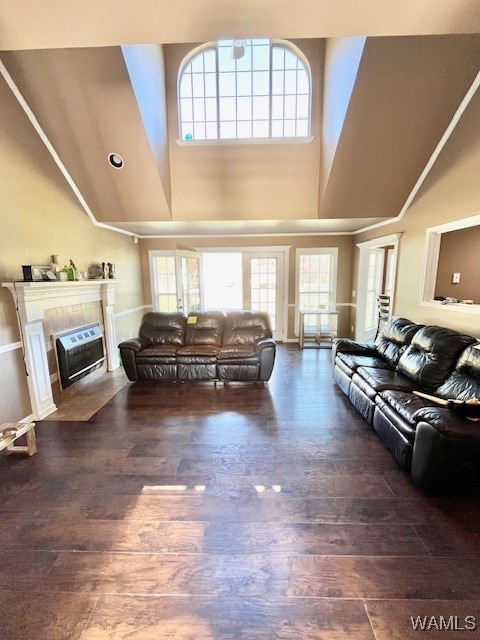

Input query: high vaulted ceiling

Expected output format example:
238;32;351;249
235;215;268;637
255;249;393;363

1;1;480;237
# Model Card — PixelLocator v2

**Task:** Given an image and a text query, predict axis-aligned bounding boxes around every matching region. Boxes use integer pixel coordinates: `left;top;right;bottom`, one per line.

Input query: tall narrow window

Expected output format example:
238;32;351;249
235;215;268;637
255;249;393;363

178;39;311;142
295;249;338;335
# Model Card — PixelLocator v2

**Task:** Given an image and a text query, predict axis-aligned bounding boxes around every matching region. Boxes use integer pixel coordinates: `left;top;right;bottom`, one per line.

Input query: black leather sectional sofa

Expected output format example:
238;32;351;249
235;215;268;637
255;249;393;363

333;317;480;490
119;310;276;383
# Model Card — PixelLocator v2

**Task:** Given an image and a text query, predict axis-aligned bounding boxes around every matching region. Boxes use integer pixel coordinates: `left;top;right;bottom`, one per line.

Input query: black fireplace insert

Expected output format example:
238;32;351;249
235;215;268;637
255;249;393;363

55;323;105;389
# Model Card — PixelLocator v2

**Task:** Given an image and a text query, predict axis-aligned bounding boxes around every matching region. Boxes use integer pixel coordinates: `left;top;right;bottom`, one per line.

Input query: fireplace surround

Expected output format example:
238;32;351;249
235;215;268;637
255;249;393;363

2;280;118;419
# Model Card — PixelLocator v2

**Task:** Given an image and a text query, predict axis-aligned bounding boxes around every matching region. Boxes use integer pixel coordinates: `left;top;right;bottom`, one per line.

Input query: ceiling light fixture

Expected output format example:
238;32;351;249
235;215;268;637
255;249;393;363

108;153;124;169
232;40;247;60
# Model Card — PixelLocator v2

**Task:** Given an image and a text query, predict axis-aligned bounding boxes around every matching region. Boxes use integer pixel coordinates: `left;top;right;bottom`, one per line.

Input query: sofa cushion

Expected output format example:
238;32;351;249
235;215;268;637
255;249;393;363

374;395;417;442
337;352;393;373
217;344;257;359
374;317;422;367
185;311;225;347
177;344;219;359
222;311;272;346
435;343;480;401
354;367;417;399
138;344;178;357
377;389;433;426
397;326;476;393
139;312;187;347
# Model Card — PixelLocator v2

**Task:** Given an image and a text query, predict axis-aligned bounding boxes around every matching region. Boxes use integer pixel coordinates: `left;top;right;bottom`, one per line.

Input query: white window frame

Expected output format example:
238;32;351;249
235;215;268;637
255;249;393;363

294;248;338;336
177;39;313;145
420;213;480;316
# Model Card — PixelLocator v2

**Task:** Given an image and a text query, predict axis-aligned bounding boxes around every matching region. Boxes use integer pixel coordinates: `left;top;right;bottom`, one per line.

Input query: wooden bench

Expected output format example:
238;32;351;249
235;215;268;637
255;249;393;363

0;422;37;456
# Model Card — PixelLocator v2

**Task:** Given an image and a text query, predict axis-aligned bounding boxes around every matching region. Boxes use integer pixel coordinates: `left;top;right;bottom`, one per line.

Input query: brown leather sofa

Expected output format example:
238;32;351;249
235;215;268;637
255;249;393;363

333;317;480;490
118;310;276;382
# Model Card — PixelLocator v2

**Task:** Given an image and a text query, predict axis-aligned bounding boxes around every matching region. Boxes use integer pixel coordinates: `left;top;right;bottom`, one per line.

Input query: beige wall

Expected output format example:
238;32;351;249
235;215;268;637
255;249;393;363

139;234;355;340
0;74;145;422
355;86;480;337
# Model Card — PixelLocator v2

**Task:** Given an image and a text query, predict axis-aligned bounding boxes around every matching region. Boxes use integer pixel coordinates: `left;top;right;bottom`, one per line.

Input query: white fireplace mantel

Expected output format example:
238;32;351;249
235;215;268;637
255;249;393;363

2;280;118;420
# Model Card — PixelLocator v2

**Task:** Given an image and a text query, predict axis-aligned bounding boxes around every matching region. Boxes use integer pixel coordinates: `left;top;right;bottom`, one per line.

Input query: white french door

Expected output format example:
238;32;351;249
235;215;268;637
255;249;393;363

242;251;285;341
150;248;287;340
150;250;202;313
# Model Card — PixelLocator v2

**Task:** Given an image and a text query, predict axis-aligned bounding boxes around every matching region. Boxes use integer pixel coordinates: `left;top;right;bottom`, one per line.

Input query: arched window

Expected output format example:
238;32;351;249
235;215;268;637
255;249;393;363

178;39;311;142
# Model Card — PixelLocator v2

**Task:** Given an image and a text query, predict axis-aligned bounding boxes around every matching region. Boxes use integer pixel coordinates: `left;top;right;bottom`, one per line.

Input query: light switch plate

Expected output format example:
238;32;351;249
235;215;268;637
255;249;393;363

452;272;461;284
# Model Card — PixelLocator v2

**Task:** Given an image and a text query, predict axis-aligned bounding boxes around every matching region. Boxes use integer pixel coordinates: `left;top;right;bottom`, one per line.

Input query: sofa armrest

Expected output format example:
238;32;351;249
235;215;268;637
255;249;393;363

332;338;377;361
255;338;276;352
413;406;480;440
255;338;276;381
118;338;147;381
411;419;480;491
118;338;145;352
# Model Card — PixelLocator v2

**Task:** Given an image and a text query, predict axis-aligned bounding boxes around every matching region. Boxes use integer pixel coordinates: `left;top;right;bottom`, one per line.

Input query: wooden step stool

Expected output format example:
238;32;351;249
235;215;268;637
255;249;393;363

0;422;37;456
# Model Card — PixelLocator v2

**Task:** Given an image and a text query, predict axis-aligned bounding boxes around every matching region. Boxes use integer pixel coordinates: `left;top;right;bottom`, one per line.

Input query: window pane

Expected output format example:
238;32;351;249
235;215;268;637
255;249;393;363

272;95;283;119
217;44;235;72
237;121;252;138
252;120;269;137
203;49;216;72
204;73;217;97
220;121;236;138
297;94;309;119
206;121;217;139
193;97;205;121
272;47;285;70
237;72;252;97
181;98;193;122
271;120;283;137
252;71;270;95
219;96;236;120
192;74;205;97
284;95;296;119
252;96;269;119
252;43;270;71
284;50;298;69
180;73;192;98
193;121;206;140
205;97;217;121
284;70;297;94
182;122;193;140
272;70;284;95
237;96;252;121
297;68;309;94
191;54;204;73
283;120;295;137
219;72;236;97
296;118;309;136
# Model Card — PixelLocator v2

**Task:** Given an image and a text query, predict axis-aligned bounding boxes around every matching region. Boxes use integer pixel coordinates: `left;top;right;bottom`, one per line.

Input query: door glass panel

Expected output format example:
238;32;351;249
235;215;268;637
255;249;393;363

181;256;201;313
364;250;383;331
250;257;277;331
154;256;178;312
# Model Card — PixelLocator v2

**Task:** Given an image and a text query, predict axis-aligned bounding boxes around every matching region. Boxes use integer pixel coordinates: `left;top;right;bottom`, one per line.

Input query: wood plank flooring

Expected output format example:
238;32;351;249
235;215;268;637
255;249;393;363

1;344;480;639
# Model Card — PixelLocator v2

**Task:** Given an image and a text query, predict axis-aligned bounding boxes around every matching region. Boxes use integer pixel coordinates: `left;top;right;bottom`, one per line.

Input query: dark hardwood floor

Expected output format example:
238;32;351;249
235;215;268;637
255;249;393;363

1;344;480;639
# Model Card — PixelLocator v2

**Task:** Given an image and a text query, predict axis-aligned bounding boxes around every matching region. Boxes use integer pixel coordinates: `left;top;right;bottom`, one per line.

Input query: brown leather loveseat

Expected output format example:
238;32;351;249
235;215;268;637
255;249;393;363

119;310;276;383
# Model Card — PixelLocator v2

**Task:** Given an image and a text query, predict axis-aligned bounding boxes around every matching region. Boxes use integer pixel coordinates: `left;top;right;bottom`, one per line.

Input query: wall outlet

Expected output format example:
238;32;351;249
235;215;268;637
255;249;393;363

452;272;461;284
352;290;356;297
